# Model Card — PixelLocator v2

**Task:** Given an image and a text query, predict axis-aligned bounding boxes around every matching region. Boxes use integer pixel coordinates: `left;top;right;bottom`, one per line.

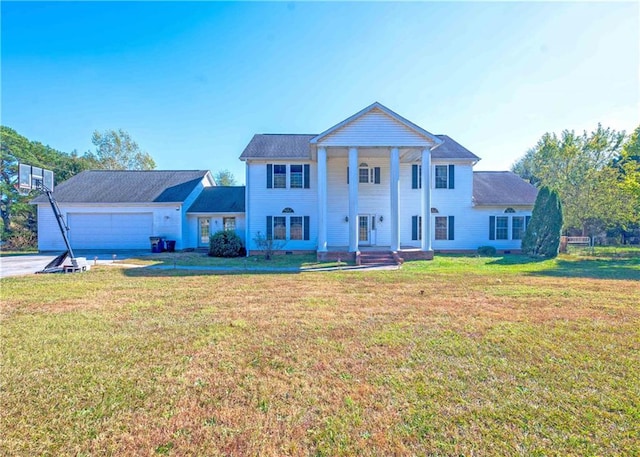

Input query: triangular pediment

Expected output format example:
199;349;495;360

311;102;442;148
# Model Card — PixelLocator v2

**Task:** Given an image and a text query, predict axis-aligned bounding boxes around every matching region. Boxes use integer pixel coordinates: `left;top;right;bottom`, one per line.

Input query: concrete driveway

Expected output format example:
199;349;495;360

0;250;151;278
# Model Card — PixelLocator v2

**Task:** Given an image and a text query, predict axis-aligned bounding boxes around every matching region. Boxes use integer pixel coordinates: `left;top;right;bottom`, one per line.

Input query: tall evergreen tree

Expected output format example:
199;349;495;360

522;186;563;257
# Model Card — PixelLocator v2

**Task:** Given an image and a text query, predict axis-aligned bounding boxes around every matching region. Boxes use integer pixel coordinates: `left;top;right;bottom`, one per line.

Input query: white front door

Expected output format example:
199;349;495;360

358;215;370;246
199;218;210;246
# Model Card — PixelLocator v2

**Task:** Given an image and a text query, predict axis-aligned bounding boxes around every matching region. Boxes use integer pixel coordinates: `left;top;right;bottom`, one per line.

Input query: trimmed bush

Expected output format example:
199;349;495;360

477;245;497;256
208;230;243;257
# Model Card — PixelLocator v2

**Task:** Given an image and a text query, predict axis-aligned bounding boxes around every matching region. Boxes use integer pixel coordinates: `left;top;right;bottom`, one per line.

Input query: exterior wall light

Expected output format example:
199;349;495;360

344;216;349;222
379;215;384;222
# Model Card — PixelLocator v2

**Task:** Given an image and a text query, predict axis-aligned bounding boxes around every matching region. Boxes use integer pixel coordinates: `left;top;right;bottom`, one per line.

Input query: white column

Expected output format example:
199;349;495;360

421;148;432;251
317;147;328;252
390;147;400;251
348;147;359;252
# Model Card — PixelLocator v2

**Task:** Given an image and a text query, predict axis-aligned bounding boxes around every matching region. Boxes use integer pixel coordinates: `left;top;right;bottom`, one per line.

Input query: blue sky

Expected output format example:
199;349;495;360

2;1;638;184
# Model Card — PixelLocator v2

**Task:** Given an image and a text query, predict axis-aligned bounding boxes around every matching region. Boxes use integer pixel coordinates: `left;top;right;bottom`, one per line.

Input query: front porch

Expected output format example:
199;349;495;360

311;104;445;260
317;245;434;264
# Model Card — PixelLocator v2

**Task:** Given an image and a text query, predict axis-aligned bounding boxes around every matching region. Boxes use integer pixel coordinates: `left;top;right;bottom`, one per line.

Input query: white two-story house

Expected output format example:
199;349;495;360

240;102;537;260
34;102;536;259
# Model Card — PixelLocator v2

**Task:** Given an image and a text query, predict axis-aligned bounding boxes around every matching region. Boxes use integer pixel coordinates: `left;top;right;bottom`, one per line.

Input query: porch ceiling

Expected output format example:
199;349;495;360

320;146;424;162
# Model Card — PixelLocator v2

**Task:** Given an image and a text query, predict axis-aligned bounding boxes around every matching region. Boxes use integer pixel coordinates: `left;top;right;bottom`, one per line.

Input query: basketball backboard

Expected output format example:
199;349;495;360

17;163;54;192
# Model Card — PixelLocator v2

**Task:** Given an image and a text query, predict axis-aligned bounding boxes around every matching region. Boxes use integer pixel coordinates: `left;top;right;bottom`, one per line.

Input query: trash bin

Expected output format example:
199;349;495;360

150;236;161;253
158;238;166;252
165;240;176;252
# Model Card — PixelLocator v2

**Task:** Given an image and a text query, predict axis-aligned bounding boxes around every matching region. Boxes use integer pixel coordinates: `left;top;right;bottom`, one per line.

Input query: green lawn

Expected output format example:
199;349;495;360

119;251;351;269
1;253;639;456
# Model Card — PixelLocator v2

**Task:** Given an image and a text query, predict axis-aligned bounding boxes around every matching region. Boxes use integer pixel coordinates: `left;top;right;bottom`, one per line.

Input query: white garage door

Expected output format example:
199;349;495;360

67;213;154;249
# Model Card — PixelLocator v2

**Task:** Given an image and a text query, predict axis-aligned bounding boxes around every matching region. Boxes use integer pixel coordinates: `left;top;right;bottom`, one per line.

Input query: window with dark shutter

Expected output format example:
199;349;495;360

273;165;286;188
448;216;455;240
448;165;455;189
435;165;448;189
290;165;303;188
412;216;418;241
267;164;273;189
266;216;273;240
435;217;448;240
489;216;496;241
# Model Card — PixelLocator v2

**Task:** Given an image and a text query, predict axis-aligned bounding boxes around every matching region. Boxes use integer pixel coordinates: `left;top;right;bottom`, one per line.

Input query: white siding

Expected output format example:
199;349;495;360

242;157;533;253
319;109;431;147
37;203;182;251
186;214;246;249
455;206;533;251
245;161;318;251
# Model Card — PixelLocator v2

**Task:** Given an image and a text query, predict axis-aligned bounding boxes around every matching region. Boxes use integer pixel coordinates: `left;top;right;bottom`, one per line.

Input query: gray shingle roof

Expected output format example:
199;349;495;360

187;186;245;213
31;170;210;204
473;171;538;206
240;134;315;160
432;135;480;160
239;133;479;160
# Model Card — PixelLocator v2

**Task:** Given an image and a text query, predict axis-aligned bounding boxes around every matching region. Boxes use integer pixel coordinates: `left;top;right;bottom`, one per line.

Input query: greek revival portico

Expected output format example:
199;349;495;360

310;102;443;258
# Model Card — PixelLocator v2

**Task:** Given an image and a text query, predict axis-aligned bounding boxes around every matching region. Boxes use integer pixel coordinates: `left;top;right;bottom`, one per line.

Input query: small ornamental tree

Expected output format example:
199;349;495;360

253;231;284;260
522;186;563;257
208;230;243;257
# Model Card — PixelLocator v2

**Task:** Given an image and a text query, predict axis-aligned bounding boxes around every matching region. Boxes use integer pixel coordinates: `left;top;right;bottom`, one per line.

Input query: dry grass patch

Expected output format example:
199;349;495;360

1;254;639;456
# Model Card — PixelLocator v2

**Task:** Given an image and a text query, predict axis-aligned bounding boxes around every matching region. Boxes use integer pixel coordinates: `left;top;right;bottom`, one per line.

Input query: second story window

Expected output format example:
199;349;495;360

435;165;455;189
290;165;303;188
267;164;310;189
273;165;286;188
348;164;381;184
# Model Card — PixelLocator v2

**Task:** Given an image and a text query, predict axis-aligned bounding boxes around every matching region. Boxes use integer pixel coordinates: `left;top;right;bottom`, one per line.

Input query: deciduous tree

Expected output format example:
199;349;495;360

512;125;636;237
91;129;156;170
0;126;97;244
213;169;237;186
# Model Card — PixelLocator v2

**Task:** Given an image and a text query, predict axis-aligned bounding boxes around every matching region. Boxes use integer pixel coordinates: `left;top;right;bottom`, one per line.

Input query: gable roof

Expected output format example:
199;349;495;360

239;133;477;160
31;170;211;204
240;134;315;160
472;171;538;206
433;135;480;161
310;102;443;147
187;186;245;213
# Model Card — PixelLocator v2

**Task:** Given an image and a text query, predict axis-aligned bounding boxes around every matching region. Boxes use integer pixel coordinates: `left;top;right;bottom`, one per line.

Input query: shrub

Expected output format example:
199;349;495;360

2;228;37;251
208;230;243;257
477;245;497;256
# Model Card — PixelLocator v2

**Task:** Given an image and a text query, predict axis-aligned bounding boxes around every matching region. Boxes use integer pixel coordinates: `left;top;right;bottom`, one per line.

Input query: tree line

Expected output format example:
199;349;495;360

0;127;155;248
512;124;640;243
1;126;238;249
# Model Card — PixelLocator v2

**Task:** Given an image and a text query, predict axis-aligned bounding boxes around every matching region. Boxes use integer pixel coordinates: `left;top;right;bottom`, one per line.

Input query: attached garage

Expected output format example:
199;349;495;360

67;213;153;249
32;170;215;252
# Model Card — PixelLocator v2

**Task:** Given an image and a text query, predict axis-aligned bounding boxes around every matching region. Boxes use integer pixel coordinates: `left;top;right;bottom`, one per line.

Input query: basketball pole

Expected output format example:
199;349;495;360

43;186;76;261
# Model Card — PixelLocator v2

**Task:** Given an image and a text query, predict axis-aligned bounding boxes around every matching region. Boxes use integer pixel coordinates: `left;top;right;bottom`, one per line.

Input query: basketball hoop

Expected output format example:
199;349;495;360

17;163;54;192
